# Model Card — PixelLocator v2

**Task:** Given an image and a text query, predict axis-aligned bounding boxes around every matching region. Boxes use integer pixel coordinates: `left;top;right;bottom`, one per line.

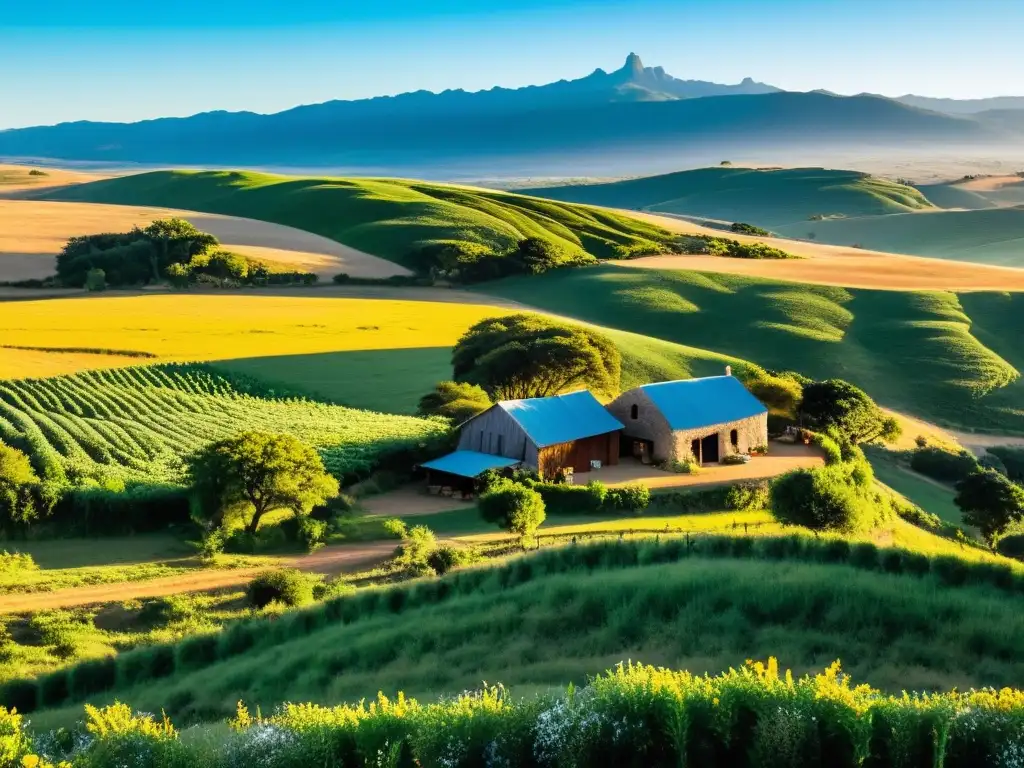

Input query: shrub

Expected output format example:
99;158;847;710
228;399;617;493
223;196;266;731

604;483;650;513
724;481;770;511
394;525;438;572
426;544;480;575
84;268;107;292
297;517;328;552
799;379;901;444
910;446;980;484
770;466;873;533
812;432;844;466
720;453;747;466
996;533;1024;560
246;570;314;609
69;658;117;699
731;222;773;236
955;470;1024;545
478;482;546;540
533;481;607;515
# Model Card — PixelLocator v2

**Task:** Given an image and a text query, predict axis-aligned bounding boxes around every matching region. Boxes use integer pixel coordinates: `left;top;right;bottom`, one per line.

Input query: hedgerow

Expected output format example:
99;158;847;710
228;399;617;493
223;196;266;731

13;661;1024;767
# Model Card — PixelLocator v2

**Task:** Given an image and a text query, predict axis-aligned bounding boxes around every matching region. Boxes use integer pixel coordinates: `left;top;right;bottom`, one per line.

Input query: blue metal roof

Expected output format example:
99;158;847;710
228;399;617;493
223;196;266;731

639;376;767;430
420;451;520;478
499;390;624;448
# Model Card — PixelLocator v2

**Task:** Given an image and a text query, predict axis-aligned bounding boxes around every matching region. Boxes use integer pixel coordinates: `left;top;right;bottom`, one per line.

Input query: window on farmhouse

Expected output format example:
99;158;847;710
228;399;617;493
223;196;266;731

730;429;739;448
630;404;639;420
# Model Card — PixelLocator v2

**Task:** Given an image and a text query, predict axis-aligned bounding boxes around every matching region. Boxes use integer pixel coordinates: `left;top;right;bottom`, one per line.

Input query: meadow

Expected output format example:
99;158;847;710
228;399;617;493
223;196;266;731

0;364;447;485
525;167;934;227
16;535;1024;730
483;265;1024;432
774;207;1024;267
47;170;680;266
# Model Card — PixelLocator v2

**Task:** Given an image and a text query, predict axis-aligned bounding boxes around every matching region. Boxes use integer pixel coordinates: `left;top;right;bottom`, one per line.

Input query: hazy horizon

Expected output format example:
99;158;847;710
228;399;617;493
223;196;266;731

3;0;1023;129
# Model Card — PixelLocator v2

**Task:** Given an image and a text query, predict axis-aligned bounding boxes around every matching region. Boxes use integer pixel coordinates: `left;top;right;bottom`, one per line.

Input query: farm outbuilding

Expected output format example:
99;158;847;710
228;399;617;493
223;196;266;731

606;372;768;466
454;390;625;478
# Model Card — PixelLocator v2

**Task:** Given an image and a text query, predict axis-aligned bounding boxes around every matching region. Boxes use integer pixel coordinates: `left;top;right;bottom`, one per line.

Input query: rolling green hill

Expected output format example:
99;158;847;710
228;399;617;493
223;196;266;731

524;167;934;227
48;171;677;266
0;364;446;485
21;537;1024;729
774;207;1024;267
483;266;1024;432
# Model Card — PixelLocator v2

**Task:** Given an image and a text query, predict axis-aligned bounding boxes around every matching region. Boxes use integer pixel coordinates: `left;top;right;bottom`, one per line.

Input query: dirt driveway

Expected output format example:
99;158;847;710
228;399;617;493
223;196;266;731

0;541;396;614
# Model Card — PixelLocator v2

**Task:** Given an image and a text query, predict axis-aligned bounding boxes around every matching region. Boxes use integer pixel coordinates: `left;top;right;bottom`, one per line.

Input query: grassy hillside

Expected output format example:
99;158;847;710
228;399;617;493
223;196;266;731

0;364;446;485
525;167;934;227
47;170;678;266
774;208;1024;267
483;266;1024;432
915;183;999;210
22;537;1024;729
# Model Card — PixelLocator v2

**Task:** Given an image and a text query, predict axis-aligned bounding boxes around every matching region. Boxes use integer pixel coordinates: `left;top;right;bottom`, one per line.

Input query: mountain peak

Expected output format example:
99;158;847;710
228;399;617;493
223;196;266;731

623;52;645;77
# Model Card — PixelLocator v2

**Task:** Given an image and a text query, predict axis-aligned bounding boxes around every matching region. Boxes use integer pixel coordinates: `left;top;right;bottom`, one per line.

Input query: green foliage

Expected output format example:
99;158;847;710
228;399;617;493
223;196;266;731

770;462;877;533
395;525;438;573
246;570;314;609
0;364;446;489
532;481;607;516
478;481;546;540
996;533;1024;561
731;221;774;236
83;268;106;292
812;432;844;465
799;379;901;444
187;431;339;533
955;470;1024;545
910;446;981;484
604;483;651;513
417;381;491;423
0;443;49;532
986;446;1024;482
742;367;804;417
452;314;621;400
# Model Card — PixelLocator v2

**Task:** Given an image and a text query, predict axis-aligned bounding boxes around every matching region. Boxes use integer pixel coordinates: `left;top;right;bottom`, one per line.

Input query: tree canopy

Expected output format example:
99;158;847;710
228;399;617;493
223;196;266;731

417;381;492;423
954;470;1024;545
798;379;901;444
452;314;621;401
0;442;54;531
187;431;339;534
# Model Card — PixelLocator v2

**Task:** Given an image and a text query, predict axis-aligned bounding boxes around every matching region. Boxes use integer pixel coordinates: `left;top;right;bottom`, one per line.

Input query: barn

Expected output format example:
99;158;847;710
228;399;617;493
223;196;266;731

606;372;768;465
453;390;624;479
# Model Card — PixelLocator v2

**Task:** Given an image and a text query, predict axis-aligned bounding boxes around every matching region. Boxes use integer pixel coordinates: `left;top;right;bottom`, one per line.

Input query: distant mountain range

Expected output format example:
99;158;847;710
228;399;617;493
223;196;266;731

1;54;1020;173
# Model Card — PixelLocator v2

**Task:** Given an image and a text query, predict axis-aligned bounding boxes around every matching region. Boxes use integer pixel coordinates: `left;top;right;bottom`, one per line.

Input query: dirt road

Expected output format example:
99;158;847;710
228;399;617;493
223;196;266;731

0;541;396;614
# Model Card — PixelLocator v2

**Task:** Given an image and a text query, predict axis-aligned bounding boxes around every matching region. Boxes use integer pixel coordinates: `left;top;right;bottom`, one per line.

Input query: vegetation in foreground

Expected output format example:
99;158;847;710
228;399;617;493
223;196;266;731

13;535;1024;729
5;659;1024;768
483;266;1024;432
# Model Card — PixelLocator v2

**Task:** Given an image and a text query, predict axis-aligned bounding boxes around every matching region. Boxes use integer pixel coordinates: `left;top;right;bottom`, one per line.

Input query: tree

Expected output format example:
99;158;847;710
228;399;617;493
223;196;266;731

798;379;901;444
141;218;219;280
0;443;45;529
478;481;546;542
417;381;492;423
187;432;339;534
742;367;803;417
954;470;1024;545
452;314;621;400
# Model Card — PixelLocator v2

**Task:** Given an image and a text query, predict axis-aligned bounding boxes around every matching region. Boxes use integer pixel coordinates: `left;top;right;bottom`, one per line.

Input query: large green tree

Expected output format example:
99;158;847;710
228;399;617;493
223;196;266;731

955;470;1024;545
187;432;339;534
798;379;901;444
452;314;621;400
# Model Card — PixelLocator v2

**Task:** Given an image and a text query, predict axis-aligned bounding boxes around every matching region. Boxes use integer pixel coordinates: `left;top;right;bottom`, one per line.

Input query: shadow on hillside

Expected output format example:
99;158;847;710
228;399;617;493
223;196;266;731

211;346;454;414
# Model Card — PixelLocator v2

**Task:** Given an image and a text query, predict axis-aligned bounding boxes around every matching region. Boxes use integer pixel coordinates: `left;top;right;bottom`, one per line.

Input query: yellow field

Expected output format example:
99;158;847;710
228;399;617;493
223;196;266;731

0;293;504;379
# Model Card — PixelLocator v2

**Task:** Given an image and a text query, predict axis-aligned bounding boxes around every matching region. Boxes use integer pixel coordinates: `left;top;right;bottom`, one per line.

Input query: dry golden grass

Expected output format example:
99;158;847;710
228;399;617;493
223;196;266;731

0;164;109;197
619;210;1024;291
0;199;408;281
0;293;505;379
958;175;1024;192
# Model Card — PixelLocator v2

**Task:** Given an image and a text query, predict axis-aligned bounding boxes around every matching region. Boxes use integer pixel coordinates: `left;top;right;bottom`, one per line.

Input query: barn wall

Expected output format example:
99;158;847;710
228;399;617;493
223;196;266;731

537;432;620;478
605;389;675;461
457;406;535;464
670;413;768;464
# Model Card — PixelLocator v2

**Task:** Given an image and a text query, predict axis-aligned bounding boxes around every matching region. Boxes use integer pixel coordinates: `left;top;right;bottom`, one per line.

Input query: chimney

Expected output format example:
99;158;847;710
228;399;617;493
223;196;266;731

725;365;732;376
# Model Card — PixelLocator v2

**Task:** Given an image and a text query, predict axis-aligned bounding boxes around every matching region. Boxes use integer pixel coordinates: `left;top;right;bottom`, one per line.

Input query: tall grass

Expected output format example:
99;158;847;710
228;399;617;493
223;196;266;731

14;660;1024;768
15;534;1024;727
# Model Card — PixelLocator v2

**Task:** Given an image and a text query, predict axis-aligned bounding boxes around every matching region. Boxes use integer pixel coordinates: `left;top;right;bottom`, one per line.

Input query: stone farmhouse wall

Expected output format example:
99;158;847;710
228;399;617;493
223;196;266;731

670;413;768;463
606;388;768;464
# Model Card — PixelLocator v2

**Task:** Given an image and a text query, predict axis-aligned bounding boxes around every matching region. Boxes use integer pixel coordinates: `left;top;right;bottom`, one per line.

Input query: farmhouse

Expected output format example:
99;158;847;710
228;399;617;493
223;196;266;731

425;390;624;482
606;371;768;465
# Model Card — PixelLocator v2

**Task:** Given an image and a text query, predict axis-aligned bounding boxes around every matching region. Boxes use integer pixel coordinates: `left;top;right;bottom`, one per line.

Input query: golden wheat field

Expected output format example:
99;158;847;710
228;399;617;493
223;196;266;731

0;293;504;379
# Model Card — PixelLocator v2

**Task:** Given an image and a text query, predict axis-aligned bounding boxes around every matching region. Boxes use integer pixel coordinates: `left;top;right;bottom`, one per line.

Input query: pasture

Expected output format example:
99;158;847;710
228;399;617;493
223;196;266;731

525;166;934;226
483;266;1024;432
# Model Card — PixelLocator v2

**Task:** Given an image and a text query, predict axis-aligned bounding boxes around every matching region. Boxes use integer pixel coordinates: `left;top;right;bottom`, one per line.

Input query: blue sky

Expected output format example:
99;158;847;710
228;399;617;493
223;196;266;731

2;0;1022;128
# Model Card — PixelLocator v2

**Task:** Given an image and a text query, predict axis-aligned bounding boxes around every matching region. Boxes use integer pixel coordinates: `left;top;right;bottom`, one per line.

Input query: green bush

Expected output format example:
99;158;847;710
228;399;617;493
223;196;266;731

770;466;873;533
812;432;843;465
68;657;117;700
0;679;36;713
36;670;70;709
175;633;221;671
533;481;607;515
910;447;980;484
724;481;770;511
478;482;546;540
426;544;479;575
996;533;1024;560
246;570;314;609
604;483;651;513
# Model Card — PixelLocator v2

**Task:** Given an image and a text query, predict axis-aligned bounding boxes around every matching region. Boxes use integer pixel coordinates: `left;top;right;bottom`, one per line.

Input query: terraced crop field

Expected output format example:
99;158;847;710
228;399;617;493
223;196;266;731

0;364;446;484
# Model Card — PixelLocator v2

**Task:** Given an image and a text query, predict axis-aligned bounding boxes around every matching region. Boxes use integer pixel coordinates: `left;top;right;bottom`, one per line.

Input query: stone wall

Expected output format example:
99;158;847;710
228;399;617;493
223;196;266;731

670;413;768;464
605;389;675;461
